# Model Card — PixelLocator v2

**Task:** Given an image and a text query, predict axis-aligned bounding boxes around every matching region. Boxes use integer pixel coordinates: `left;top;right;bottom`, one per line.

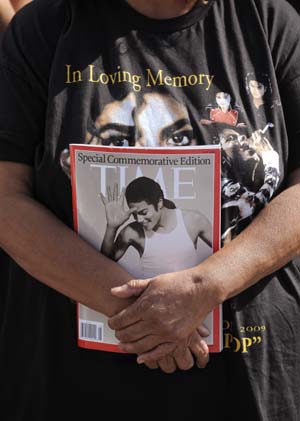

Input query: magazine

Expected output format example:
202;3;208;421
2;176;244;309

70;145;223;352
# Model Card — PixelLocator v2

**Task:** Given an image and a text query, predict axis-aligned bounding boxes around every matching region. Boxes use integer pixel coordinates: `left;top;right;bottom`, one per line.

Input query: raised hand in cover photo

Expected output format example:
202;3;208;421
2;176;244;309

100;177;212;277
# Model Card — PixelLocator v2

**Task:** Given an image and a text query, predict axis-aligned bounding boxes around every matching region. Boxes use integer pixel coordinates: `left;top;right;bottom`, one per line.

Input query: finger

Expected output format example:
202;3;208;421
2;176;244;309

197;324;210;337
111;278;151;299
136;342;177;364
157;355;177;374
114;183;119;201
108;291;150;330
173;346;194;371
189;334;210;369
143;360;159;370
108;302;142;330
98;192;108;205
195;340;209;369
119;334;167;355
114;320;148;343
107;185;112;202
120;187;126;206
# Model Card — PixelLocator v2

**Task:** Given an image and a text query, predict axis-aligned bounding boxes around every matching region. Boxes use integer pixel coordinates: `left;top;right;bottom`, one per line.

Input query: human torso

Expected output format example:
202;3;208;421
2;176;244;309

38;0;287;241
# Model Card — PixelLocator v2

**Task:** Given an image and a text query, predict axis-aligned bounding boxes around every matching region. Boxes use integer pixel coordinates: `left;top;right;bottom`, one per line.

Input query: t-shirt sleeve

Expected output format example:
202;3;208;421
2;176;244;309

0;0;68;165
256;0;300;173
280;75;300;174
0;57;46;165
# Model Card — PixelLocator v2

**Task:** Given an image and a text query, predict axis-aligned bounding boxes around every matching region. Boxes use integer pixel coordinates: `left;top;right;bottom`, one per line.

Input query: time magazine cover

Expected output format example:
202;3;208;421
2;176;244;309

70;145;223;352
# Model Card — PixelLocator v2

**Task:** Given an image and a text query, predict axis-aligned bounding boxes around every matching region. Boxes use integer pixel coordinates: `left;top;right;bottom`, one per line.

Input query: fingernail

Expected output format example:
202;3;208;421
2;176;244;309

137;357;144;364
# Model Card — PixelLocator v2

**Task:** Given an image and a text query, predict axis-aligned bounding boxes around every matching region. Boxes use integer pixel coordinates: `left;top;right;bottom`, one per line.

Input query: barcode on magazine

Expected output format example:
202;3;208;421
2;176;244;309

79;319;104;342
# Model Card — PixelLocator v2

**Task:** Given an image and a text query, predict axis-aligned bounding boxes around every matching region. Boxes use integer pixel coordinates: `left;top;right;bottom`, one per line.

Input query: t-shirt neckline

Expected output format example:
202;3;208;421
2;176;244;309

114;0;215;33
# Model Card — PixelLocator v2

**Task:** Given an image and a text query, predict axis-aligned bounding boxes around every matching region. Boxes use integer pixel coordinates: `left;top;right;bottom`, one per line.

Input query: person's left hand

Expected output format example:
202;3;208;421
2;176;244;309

142;326;210;373
108;267;219;359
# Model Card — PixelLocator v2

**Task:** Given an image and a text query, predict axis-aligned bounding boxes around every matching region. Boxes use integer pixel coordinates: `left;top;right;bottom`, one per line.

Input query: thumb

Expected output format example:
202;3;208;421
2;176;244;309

111;279;151;298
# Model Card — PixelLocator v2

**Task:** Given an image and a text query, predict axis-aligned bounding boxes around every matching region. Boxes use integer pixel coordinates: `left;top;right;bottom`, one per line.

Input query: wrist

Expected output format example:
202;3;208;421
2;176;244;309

193;239;266;304
190;260;227;308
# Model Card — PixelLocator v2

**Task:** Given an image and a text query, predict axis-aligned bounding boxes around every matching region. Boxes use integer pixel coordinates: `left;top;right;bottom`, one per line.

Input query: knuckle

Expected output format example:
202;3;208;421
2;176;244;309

138;296;151;312
160;342;176;355
147;349;165;361
172;327;185;341
128;279;139;289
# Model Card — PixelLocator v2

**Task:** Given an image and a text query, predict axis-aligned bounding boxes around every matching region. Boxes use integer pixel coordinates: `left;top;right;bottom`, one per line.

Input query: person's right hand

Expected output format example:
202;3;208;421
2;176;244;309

100;185;136;229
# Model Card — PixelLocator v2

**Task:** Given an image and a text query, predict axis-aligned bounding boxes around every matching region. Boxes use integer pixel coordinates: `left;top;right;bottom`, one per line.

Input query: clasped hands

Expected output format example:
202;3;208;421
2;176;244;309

108;268;218;373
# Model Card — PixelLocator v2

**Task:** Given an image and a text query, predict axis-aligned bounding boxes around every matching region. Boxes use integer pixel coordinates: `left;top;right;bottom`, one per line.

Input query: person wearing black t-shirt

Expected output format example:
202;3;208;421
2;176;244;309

0;0;300;420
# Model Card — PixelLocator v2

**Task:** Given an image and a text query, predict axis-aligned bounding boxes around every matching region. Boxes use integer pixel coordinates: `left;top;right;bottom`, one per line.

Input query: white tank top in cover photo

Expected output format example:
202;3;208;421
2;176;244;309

140;209;211;278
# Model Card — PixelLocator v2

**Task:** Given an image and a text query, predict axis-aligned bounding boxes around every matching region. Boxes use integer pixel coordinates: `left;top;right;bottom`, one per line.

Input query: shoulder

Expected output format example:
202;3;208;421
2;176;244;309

1;0;70;82
181;209;209;227
228;0;300;83
256;0;300;82
229;0;297;15
252;0;298;14
250;0;300;36
6;0;69;44
225;0;300;34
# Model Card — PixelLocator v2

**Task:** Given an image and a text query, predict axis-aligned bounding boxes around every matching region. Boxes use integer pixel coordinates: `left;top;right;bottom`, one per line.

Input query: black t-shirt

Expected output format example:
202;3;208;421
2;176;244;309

0;0;300;420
